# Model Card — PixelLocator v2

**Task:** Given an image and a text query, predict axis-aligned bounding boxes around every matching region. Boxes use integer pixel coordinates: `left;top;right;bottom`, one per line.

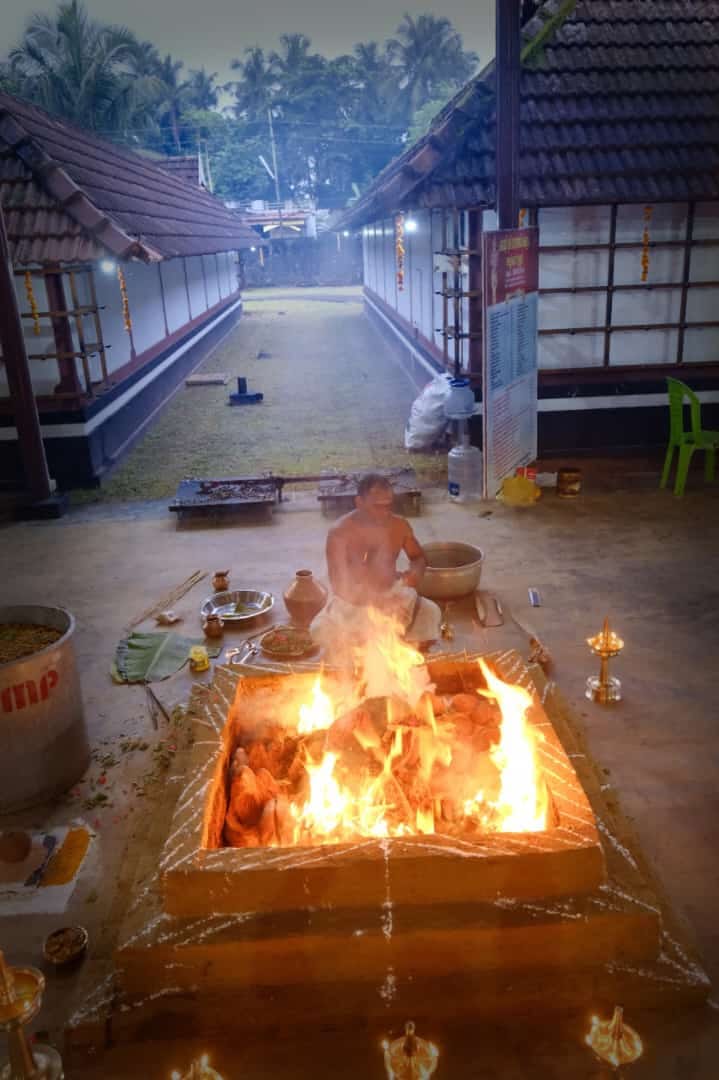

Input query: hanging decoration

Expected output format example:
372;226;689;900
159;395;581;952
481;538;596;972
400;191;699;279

640;204;653;282
518;207;527;228
117;266;132;332
24;271;41;335
395;213;406;291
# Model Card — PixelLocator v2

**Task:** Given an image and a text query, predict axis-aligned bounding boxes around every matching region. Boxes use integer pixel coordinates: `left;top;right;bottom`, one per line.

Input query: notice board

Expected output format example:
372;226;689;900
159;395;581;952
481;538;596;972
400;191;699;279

481;227;539;497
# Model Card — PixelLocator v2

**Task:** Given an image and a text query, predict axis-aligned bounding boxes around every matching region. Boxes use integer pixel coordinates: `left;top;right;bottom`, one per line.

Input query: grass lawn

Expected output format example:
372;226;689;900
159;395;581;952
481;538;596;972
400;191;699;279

73;289;447;503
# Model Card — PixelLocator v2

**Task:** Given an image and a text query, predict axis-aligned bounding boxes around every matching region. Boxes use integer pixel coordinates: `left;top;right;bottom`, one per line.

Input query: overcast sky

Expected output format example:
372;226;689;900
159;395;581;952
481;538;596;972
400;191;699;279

2;1;496;83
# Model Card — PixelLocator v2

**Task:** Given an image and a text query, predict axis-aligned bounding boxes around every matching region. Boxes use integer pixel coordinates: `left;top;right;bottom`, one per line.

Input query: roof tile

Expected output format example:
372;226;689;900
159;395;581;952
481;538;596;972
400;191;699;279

0;91;259;263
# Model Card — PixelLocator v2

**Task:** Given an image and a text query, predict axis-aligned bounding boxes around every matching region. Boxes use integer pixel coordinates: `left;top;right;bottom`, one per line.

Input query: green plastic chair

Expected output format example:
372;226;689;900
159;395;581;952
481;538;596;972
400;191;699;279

660;377;719;496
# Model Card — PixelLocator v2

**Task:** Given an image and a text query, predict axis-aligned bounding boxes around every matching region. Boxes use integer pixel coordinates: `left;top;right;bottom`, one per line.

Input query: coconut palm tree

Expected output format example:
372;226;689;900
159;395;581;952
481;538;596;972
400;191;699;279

228;46;278;122
386;13;478;118
152;53;191;152
8;0;152;131
350;41;402;125
184;67;219;112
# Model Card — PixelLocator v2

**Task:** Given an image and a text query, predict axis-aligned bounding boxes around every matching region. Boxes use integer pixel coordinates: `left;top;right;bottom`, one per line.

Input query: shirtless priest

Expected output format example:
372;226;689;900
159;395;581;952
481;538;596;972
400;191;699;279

310;473;441;652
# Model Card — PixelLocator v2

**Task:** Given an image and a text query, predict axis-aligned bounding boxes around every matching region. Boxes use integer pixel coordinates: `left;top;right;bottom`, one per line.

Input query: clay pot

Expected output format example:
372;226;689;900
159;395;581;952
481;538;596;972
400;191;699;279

212;570;230;592
203;613;225;639
283;569;328;628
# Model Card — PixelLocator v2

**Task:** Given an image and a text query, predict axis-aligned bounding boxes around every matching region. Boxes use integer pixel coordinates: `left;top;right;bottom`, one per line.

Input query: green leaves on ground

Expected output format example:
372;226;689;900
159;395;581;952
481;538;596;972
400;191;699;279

112;631;221;683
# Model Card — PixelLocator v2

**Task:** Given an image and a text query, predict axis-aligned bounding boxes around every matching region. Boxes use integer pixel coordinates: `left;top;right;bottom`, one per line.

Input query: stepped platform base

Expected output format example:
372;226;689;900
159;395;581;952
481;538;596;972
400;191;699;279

64;662;711;1065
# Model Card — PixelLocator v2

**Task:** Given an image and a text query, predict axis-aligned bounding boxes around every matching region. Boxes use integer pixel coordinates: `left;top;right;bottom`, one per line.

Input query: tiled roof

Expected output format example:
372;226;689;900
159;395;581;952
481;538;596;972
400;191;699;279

0;91;260;264
340;0;719;227
158;155;203;188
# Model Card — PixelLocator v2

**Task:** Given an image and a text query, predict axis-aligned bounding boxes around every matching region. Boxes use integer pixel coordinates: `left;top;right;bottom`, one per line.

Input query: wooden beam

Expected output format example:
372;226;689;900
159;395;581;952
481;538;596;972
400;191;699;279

496;0;521;229
0;203;51;500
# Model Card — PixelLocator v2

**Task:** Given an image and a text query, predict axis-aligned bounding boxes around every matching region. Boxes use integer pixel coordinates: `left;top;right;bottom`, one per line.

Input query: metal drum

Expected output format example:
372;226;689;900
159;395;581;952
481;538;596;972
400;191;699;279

0;605;89;813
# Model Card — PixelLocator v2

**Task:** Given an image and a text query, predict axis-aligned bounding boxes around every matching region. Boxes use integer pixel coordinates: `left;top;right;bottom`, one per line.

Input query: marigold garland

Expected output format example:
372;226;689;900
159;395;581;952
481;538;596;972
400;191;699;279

24;270;41;335
640;205;653;283
117;266;132;332
395;212;405;291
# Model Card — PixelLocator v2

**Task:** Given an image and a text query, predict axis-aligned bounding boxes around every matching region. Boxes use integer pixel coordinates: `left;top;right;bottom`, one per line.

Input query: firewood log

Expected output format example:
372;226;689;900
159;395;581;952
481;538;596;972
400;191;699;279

248;741;271;774
229;766;262;826
274;794;292;846
444;710;473;739
230;747;249;775
472;728;496;754
419;691;448;717
258;798;278;845
473;699;500;727
451;693;480;715
266;738;285;778
255;767;279;804
223;820;261;847
287;749;307;787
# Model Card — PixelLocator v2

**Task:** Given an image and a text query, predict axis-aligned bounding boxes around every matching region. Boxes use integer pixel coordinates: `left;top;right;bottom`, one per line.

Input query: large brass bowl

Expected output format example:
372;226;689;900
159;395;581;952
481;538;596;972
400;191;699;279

418;541;484;600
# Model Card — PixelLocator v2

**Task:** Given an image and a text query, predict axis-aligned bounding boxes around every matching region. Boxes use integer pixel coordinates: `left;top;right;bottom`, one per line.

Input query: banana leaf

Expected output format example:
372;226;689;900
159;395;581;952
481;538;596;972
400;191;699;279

113;632;221;683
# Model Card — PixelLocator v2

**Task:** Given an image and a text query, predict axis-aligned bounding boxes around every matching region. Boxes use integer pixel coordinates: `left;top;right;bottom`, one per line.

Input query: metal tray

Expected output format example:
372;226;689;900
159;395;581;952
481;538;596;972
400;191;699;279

201;590;274;623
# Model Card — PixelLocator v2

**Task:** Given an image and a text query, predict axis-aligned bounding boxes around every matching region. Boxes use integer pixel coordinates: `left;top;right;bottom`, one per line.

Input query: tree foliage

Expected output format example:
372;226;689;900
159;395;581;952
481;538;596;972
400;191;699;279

1;0;479;207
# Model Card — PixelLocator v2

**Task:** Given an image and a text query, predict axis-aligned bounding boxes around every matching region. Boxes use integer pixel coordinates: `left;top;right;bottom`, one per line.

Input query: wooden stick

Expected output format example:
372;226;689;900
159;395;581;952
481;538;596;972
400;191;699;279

127;570;207;629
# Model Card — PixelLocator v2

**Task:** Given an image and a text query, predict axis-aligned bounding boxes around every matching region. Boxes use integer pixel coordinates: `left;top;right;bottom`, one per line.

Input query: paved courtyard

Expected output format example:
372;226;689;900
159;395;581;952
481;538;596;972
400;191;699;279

79;286;445;503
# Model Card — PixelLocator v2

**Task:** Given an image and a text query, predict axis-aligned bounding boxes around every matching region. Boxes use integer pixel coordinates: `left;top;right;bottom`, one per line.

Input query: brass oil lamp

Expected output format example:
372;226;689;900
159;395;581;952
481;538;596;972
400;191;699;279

171;1052;225;1079
585;1005;643;1068
586;616;624;704
382;1021;439;1078
0;951;63;1079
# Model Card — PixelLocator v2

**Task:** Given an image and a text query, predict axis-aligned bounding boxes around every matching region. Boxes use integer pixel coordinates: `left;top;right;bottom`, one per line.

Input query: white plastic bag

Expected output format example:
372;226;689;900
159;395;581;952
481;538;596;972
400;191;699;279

404;375;451;451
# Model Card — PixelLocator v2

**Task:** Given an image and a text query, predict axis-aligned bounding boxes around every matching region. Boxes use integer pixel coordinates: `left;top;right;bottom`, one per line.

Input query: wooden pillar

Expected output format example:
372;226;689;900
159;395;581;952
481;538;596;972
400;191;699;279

496;0;521;230
468;209;483;377
0;203;51;499
45;269;81;395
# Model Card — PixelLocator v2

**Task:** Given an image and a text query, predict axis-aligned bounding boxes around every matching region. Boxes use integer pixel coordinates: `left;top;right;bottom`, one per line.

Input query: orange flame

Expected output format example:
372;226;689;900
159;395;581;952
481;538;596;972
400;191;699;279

479;659;549;832
298;677;335;734
360;607;430;708
282;624;549;846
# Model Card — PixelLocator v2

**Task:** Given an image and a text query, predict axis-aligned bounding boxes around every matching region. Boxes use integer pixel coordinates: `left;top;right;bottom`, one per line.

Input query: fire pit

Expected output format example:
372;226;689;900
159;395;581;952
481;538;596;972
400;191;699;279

162;619;604;918
103;640;710;1046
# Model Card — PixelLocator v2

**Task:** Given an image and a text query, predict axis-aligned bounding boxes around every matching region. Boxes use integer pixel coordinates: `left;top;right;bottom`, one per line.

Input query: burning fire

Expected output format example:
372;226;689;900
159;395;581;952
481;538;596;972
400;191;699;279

226;610;550;849
480;659;548;832
298;677;334;734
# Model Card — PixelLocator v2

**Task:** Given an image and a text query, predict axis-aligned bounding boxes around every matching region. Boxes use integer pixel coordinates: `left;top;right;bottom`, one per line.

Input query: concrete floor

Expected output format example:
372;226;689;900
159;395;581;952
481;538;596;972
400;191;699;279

1;472;718;1075
1;290;718;1075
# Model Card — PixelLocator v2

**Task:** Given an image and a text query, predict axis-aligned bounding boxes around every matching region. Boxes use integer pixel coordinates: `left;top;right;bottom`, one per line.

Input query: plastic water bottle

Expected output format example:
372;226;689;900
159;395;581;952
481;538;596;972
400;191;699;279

448;427;483;502
444;377;475;420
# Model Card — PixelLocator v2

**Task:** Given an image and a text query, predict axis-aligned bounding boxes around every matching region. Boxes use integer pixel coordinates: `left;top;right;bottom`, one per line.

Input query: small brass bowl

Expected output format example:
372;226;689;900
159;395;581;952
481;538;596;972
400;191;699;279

43;925;88;968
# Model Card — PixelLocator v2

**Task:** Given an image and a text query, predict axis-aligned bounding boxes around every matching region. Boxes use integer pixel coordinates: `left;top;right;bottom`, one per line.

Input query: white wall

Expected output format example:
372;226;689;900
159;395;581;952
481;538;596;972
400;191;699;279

364;198;719;373
203;254;220;307
363;208;470;370
0;273;60;396
160;259;191;334
3;252;242;401
537;202;719;368
184;255;206;319
405;210;434;344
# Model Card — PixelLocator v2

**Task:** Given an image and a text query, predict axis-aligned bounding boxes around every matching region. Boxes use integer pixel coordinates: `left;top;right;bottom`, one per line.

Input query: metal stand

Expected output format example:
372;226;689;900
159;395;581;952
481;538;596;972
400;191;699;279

586;617;624;704
0;957;63;1080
